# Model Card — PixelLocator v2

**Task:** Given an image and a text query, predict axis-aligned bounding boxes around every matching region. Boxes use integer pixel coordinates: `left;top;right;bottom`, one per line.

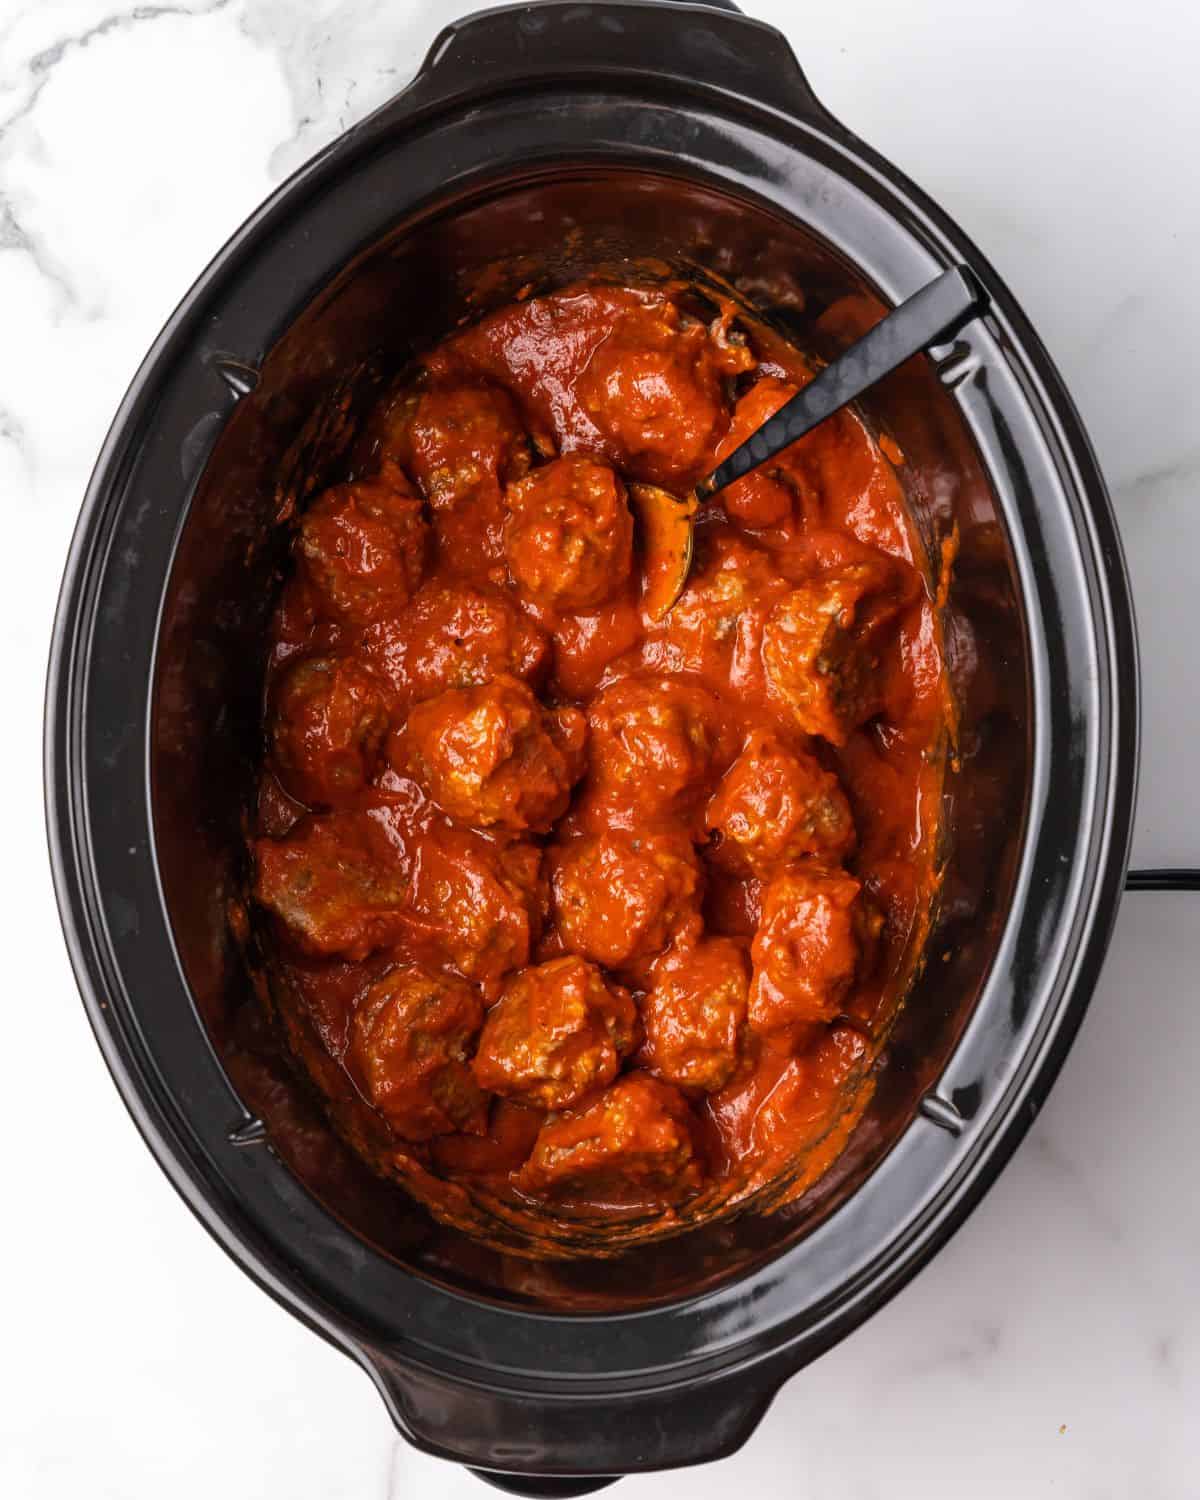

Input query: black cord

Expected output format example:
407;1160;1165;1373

1125;868;1200;891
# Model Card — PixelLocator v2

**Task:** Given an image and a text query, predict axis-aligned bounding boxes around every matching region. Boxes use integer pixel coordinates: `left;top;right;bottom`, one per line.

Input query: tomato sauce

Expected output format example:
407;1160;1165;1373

248;278;950;1255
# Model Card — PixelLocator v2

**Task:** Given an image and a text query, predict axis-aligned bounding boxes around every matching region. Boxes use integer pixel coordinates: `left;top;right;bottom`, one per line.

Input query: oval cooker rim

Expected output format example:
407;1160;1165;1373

44;0;1138;1434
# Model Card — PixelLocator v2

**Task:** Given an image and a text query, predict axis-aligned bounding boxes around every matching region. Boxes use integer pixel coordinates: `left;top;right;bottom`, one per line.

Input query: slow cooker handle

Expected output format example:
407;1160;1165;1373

369;1351;779;1494
344;0;833;147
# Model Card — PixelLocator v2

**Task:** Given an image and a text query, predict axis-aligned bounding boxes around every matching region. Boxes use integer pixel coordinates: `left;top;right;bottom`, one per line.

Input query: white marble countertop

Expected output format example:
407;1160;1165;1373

3;1;1197;1496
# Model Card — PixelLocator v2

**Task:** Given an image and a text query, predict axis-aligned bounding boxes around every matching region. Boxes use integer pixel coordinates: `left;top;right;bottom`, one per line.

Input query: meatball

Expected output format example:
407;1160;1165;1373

297;478;429;625
270;655;389;809
405;827;545;987
550;830;702;971
658;531;788;676
748;865;865;1032
584;674;730;822
714;377;800;528
517;1073;702;1201
350;964;487;1141
705;730;856;875
472;956;639;1110
576;301;753;488
750;1023;871;1162
761;556;901;744
365;581;548;708
641;938;751;1094
253;813;407;960
394;674;586;833
398;379;531;510
503;454;634;610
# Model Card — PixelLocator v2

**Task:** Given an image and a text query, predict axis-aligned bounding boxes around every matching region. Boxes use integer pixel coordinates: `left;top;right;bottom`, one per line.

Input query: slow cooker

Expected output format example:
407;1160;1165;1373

45;2;1138;1491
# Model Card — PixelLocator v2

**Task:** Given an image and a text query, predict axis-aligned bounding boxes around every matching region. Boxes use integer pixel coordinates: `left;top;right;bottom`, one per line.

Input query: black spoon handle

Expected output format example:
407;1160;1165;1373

699;264;987;498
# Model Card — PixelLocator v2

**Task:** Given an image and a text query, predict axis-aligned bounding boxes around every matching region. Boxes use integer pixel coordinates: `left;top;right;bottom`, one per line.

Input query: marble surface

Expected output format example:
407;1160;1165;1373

3;1;1198;1495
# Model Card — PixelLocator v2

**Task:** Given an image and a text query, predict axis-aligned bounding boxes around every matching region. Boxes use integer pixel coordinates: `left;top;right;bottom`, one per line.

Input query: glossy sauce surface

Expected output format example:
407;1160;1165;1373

249;279;949;1254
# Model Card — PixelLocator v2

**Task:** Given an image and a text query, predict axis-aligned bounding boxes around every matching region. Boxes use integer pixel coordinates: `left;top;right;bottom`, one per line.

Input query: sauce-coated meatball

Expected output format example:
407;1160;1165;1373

761;556;900;744
550;830;702;971
297;478;429;625
270;655;388;809
577;301;751;487
706;730;856;875
365;581;548;708
394;674;586;833
398;379;531;510
252;813;407;960
472;956;638;1110
750;1023;871;1161
517;1072;702;1201
405;828;545;988
584;673;730;822
657;531;788;676
350;964;487;1141
641;938;751;1093
749;865;864;1032
503;454;633;610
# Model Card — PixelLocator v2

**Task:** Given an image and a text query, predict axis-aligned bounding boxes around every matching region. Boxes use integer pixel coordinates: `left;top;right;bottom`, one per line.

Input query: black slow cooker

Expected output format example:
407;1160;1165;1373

45;2;1138;1492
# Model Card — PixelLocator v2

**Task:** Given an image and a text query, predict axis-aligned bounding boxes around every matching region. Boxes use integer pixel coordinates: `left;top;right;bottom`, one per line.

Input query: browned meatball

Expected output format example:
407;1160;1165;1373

252;813;407;960
297;479;429;625
472;956;638;1110
397;379;531;510
748;865;866;1032
365;581;548;708
705;730;856;875
761;555;901;744
394;674;586;833
405;827;545;988
517;1073;702;1201
641;938;751;1094
584;673;731;823
270;655;389;809
575;300;751;487
350;964;487;1141
549;830;702;971
503;454;634;610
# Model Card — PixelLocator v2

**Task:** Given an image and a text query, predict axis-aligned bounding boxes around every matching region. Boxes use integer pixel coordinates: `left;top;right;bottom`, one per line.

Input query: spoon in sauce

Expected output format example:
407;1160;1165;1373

630;264;987;619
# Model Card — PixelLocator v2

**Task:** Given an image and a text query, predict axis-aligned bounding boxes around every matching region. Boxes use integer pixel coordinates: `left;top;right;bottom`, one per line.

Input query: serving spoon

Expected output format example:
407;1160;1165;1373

630;264;988;619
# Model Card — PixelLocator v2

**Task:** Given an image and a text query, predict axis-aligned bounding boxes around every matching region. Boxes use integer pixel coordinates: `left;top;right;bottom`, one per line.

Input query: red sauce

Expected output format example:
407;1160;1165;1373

248;278;949;1256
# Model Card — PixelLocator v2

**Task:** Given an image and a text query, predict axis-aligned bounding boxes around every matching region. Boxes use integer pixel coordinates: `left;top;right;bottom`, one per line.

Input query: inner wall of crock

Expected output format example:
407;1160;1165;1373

151;168;1029;1310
